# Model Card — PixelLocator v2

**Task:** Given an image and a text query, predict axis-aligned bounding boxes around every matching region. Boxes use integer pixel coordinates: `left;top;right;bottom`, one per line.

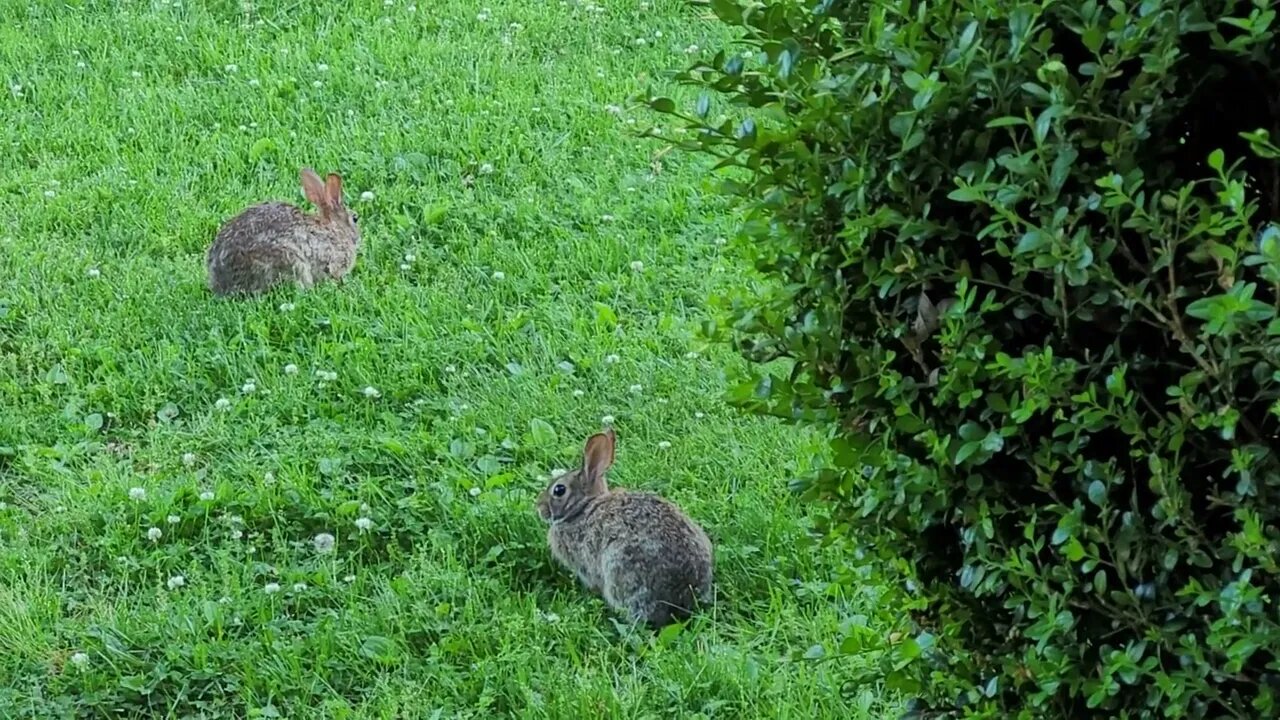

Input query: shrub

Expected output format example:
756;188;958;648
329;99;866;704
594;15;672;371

649;0;1280;716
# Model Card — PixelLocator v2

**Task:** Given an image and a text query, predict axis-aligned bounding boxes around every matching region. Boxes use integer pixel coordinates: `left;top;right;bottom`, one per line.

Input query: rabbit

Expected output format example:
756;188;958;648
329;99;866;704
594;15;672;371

536;428;714;627
206;167;360;296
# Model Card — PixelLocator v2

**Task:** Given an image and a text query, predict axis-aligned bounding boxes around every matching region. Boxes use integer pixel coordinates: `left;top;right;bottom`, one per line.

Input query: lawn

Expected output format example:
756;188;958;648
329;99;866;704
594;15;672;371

0;1;892;717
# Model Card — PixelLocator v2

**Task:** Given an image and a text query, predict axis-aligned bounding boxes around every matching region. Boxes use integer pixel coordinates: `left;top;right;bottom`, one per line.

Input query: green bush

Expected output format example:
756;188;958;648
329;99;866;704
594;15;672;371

649;0;1280;716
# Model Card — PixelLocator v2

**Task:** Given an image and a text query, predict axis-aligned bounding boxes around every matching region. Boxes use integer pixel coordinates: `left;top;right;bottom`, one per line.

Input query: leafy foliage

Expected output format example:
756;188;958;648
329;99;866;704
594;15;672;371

650;0;1280;716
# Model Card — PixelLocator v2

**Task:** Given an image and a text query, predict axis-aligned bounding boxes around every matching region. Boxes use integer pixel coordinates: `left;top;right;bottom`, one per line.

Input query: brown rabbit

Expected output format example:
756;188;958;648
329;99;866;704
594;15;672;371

536;428;714;627
206;168;360;296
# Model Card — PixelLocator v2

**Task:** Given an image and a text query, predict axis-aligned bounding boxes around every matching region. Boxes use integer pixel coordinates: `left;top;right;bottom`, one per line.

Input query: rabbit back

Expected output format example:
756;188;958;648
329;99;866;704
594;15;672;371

549;490;712;626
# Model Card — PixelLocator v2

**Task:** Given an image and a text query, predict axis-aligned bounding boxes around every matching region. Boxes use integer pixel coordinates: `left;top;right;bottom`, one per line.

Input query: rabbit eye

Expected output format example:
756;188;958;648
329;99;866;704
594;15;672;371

552;484;566;497
350;212;359;223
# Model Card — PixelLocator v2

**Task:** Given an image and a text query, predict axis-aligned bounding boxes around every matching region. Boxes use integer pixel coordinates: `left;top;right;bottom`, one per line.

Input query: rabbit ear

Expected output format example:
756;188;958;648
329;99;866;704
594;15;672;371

582;428;616;491
325;173;344;208
300;168;329;211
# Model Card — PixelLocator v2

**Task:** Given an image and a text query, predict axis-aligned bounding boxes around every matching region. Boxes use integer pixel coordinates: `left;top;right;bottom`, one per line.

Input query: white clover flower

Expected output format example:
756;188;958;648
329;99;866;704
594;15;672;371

654;30;663;38
343;574;356;583
404;253;416;262
248;78;260;87
284;363;298;375
605;104;623;114
278;301;295;312
263;472;275;484
694;412;705;419
474;427;487;436
658;441;672;450
634;38;648;46
317;62;329;72
629;260;644;272
44;189;56;198
224;63;238;73
478;162;495;175
312;80;322;88
146;527;162;542
629;384;643;394
264;582;281;594
70;652;90;668
292;582;307;592
313;533;335;553
131;70;142;78
129;487;147;501
400;263;411;271
572;389;585;398
491;270;505;280
601;414;615;425
605;354;620;364
601;214;615;222
360;190;375;201
167;514;180;524
685;351;700;359
182;452;196;466
241;381;256;394
355;517;373;532
444;364;457;373
199;490;215;502
469;487;482;497
363;386;381;398
550;468;567;479
167;575;185;590
476;11;489;21
215;398;231;411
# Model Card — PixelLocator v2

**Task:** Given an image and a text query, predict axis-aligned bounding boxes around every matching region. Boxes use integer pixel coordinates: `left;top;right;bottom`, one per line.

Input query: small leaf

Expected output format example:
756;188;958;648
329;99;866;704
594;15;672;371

249;137;278;163
1185;297;1216;320
1105;370;1126;397
84;413;104;431
476;455;502;474
985;116;1025;128
648;97;676;113
1208;149;1225;171
529;418;557;447
1087;480;1106;505
803;643;826;660
594;302;618;330
359;636;400;663
336;500;362;516
156;403;180;423
695;93;711;118
46;363;69;385
1015;229;1050;255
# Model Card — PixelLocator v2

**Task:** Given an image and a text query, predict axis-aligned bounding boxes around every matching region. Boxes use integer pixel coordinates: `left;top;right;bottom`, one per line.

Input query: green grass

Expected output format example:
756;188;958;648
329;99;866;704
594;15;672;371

0;1;894;717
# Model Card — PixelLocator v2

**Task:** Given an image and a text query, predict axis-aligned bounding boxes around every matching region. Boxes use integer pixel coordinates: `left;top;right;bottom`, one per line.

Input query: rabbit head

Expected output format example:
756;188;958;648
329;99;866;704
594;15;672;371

300;167;359;240
537;428;615;523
